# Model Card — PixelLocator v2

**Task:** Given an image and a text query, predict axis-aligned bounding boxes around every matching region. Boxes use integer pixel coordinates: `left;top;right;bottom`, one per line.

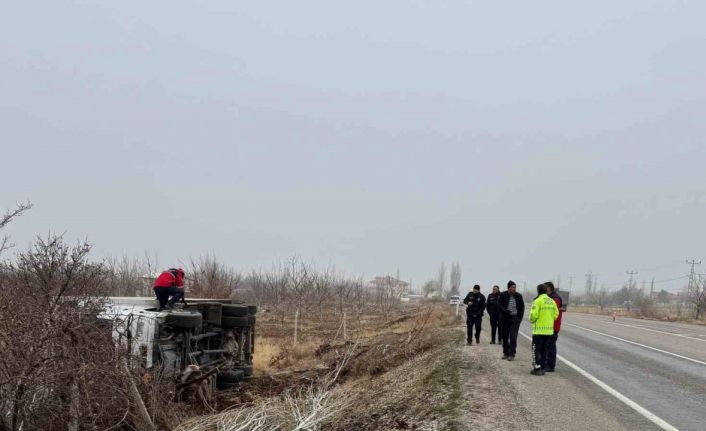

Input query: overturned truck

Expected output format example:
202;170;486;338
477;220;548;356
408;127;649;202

102;297;257;390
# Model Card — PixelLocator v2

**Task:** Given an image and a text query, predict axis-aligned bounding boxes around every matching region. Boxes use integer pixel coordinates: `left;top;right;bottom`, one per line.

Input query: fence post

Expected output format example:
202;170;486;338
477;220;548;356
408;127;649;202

293;309;299;346
343;312;347;341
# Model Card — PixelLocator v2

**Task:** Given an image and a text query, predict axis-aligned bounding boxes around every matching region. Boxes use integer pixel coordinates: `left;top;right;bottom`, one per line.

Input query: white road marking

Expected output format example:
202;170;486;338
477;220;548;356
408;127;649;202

570;315;706;342
518;331;679;431
564;323;706;366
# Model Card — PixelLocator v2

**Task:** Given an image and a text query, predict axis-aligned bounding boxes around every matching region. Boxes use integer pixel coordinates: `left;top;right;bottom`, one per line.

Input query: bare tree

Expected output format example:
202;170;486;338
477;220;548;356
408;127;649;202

105;254;153;296
422;279;438;296
449;262;461;296
286;256;313;319
0;234;133;431
349;276;368;319
0;201;32;256
437;262;446;296
597;285;608;311
187;254;243;298
687;275;706;320
309;267;334;313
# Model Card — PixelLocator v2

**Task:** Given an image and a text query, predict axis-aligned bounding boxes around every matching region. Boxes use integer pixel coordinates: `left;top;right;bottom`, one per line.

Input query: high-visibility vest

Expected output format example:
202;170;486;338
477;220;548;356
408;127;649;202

530;293;559;335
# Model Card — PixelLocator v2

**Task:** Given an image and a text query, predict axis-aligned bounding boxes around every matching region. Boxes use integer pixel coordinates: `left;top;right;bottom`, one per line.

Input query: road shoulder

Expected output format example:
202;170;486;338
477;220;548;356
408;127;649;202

458;326;633;431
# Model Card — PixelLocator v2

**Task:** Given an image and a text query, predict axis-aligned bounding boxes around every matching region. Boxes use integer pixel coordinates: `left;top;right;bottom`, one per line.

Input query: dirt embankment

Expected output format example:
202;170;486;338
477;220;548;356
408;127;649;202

334;327;465;430
177;304;465;430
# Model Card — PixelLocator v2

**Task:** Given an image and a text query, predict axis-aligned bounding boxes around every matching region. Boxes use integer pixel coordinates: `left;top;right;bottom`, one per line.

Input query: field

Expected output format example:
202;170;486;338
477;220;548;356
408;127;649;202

570;303;706;324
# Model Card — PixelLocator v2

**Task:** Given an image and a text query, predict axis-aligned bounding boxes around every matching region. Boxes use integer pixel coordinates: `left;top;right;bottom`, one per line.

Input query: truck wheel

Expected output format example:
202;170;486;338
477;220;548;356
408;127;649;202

222;304;249;317
165;311;202;329
216;380;239;391
221;316;250;328
247;305;258;315
218;369;244;383
239;365;253;377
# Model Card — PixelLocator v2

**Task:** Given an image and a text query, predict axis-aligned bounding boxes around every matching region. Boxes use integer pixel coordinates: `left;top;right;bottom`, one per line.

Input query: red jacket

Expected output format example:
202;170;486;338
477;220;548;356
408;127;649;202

549;291;563;332
153;270;184;288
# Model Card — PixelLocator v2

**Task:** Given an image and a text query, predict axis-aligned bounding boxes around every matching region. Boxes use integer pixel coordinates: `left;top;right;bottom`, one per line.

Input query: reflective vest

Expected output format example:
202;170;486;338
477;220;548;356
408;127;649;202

530;293;559;335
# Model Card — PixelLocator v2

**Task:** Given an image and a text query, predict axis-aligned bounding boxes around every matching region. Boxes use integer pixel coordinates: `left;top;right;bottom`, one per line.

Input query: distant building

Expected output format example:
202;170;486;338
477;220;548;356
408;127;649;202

368;276;410;291
368;275;410;300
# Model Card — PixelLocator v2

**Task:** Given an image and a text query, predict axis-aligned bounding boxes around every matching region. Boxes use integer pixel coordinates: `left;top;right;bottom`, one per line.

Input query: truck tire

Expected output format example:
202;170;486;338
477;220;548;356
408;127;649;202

239;365;253;377
222;304;249;317
221;316;250;328
218;369;245;383
247;305;258;315
216;380;239;391
165;311;202;329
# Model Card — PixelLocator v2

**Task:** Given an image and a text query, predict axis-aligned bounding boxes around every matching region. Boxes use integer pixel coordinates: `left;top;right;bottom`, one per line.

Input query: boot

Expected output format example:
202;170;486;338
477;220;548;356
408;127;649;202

475;336;480;344
467;339;473;346
530;368;545;376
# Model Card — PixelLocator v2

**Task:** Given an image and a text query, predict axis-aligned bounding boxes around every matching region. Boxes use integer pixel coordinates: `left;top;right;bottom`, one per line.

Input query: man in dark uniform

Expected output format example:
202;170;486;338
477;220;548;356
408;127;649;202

463;285;486;345
486;285;502;344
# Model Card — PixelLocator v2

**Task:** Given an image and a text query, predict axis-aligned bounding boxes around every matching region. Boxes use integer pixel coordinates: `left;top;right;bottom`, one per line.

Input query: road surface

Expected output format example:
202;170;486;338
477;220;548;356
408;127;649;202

519;312;706;431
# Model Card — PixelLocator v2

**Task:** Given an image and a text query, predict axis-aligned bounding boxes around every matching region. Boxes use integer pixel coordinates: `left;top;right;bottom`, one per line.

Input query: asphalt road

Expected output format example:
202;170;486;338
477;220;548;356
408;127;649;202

519;312;706;431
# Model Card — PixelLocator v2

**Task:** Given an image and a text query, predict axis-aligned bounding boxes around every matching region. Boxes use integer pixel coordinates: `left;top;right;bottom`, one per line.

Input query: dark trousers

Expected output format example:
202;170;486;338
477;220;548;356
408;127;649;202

500;317;520;356
154;287;184;309
489;314;500;342
544;332;558;370
532;334;551;370
466;314;482;341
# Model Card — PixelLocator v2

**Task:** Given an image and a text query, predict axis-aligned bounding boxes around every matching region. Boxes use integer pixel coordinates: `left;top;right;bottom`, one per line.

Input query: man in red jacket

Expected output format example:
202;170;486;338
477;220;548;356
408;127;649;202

153;268;185;310
544;281;564;372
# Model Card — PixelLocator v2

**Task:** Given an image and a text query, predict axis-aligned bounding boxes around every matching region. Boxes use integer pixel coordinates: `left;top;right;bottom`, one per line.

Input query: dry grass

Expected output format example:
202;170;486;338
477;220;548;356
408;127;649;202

178;302;461;430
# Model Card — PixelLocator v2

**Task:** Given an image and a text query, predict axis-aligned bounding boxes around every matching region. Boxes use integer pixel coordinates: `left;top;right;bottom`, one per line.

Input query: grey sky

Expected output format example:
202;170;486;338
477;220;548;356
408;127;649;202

2;1;705;292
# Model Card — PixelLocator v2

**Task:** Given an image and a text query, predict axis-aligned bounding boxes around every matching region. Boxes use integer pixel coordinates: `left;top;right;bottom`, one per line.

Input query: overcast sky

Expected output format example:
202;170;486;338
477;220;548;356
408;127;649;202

2;1;706;293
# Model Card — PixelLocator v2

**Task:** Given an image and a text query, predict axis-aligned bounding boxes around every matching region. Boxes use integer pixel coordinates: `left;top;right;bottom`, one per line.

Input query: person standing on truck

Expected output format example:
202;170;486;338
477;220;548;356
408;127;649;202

498;280;524;361
463;285;486;345
544;281;563;372
486;285;502;344
529;283;559;375
153;268;185;310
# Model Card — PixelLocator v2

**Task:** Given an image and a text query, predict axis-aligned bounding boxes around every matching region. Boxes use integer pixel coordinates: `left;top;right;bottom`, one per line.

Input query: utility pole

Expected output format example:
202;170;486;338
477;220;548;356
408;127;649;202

626;270;638;311
650;277;655;297
568;275;574;292
585;272;594;297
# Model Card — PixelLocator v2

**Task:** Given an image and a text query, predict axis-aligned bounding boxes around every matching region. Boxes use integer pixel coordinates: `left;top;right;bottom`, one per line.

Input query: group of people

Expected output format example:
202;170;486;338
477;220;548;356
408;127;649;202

463;280;564;375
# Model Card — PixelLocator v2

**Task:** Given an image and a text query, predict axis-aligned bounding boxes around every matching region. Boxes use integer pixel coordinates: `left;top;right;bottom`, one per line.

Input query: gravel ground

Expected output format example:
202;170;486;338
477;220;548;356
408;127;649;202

457;325;632;431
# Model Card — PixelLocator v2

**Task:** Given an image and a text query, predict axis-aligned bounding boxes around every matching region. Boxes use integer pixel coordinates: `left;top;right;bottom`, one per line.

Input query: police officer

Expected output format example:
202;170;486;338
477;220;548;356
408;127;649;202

544;281;564;372
463;284;486;345
530;283;559;375
486;285;502;344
